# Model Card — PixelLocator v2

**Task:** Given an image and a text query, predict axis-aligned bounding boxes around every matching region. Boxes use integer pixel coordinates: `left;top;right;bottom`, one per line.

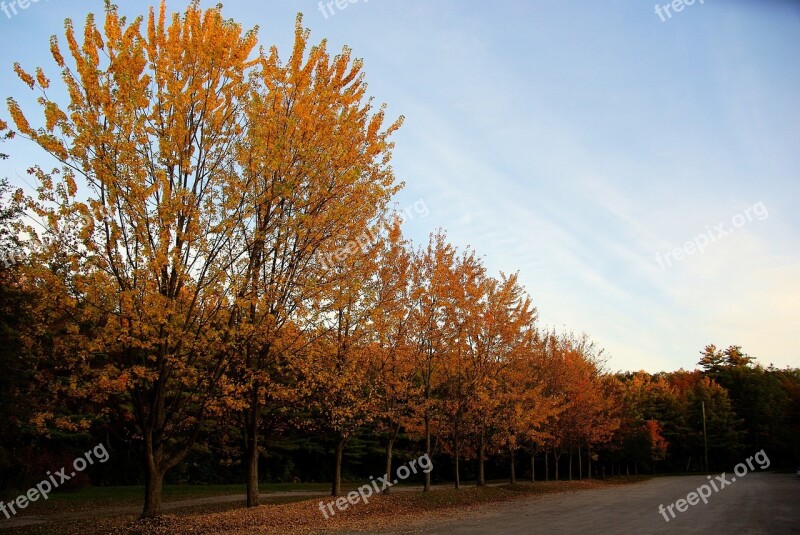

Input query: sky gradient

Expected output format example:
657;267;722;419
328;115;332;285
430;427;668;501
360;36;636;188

1;0;798;373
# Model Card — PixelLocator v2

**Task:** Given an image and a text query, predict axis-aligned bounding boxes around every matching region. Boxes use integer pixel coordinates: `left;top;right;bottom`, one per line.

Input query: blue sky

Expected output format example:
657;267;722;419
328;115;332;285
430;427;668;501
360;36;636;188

1;0;798;372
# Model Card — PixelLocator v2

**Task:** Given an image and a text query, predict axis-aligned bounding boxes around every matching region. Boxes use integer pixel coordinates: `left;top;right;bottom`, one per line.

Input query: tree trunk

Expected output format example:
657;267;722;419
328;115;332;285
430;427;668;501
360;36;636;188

383;423;400;495
578;445;583;481
142;455;165;519
545;449;549;481
553;451;560;481
587;447;592;479
424;413;431;492
245;385;260;507
568;448;573;481
454;418;460;489
332;435;345;496
477;427;486;486
509;447;516;485
530;445;536;483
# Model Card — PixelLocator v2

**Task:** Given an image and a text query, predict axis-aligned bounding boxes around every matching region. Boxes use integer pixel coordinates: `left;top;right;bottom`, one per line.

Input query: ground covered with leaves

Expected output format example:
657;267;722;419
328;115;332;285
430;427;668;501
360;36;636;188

6;477;649;534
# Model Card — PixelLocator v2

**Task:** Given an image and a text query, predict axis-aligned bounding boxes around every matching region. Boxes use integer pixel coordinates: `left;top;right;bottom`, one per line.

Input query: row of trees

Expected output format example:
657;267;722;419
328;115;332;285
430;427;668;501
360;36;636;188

0;1;798;520
1;1;619;517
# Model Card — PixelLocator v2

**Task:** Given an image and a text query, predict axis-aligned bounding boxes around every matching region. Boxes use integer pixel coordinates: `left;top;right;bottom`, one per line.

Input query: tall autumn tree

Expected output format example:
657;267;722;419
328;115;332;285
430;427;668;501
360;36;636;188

7;1;259;517
434;247;487;489
408;231;458;492
307;220;383;497
495;328;562;485
467;273;536;486
370;219;418;493
230;16;402;506
0;124;35;489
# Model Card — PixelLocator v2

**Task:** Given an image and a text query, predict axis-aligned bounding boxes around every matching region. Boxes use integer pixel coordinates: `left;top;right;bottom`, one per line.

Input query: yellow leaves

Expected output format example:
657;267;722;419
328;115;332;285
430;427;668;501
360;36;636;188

64;18;81;69
6;98;32;137
35;67;50;89
103;6;121;44
31;412;54;435
83;13;102;66
13;63;35;89
43;101;65;132
49;36;65;68
38;134;68;161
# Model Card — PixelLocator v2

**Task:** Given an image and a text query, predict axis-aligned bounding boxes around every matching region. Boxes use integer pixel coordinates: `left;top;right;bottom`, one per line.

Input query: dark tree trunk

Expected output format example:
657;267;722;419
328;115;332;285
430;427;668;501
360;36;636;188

553;450;561;481
567;447;572;481
545;449;549;481
424;413;431;492
578;445;583;480
245;384;260;507
454;417;460;489
509;447;516;485
142;454;165;519
477;427;486;486
587;446;592;479
383;423;400;494
530;445;536;483
332;434;345;496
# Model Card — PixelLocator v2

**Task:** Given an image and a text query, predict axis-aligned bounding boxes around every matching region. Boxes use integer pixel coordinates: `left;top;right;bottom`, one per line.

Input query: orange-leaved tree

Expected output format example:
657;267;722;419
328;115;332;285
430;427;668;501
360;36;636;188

229;14;402;506
407;231;458;492
7;1;260;517
370;218;419;493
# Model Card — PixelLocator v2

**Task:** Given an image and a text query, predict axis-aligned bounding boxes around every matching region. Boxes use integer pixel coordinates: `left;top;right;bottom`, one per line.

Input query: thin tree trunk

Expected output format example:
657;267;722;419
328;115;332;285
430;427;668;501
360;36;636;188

567;446;572;481
578;445;583;481
509;447;516;485
545;449;549;481
477;427;486;486
454;417;460;489
587;446;592;479
332;435;345;496
530;445;536;483
245;384;260;507
553;451;560;481
383;423;399;495
424;413;431;492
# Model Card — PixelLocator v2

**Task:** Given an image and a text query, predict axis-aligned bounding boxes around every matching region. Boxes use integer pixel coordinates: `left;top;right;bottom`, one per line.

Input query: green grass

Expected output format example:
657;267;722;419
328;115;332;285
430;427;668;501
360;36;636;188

3;482;333;519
